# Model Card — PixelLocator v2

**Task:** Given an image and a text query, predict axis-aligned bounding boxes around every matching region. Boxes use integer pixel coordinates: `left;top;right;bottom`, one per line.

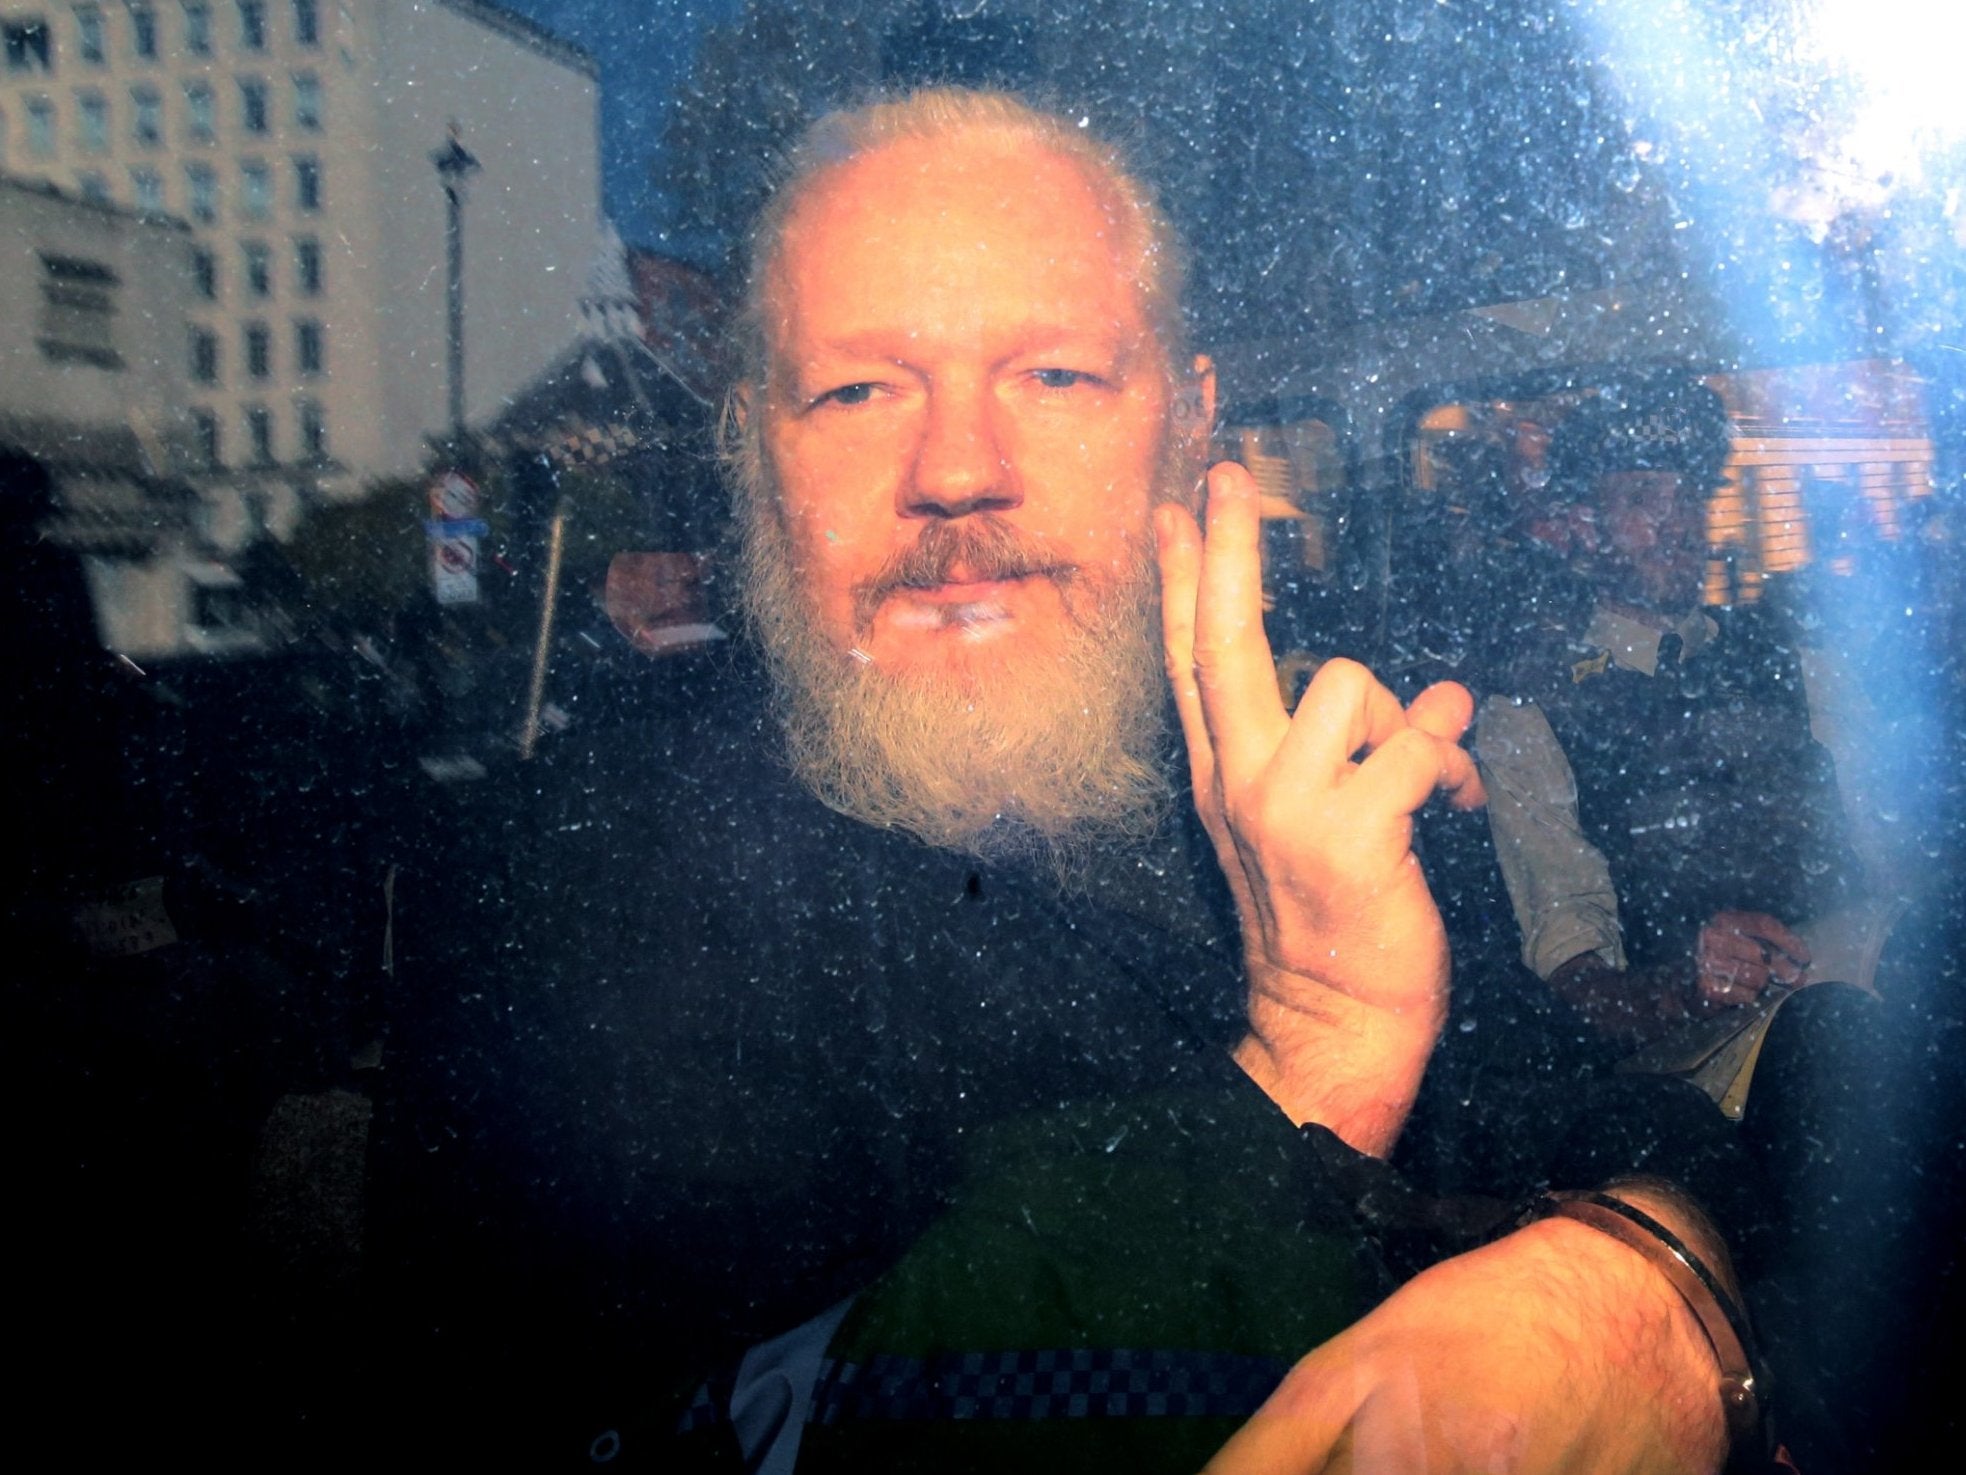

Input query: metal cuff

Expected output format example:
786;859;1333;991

1528;1189;1766;1452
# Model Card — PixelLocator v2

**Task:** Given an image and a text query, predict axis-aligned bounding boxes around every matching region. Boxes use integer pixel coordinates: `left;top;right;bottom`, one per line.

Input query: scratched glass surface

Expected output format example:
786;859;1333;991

2;0;1959;1461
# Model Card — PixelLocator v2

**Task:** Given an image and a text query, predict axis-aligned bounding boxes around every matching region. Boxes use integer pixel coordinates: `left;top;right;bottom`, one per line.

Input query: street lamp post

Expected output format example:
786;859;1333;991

431;129;481;440
426;130;484;756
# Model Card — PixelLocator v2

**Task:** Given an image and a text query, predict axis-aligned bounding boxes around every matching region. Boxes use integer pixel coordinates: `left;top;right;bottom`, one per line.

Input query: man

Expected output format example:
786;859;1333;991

1473;383;1859;1046
1461;386;1966;1473
374;92;1754;1473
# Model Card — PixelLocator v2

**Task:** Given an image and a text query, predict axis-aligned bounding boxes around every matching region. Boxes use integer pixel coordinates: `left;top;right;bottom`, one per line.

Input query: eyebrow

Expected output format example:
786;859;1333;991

798;323;1148;363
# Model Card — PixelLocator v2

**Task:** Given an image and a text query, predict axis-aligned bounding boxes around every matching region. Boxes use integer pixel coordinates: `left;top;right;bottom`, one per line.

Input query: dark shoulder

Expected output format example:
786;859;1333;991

507;640;796;865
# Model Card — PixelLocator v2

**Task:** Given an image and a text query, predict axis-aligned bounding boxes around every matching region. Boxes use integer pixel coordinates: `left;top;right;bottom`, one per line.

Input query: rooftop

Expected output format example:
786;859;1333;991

439;0;599;80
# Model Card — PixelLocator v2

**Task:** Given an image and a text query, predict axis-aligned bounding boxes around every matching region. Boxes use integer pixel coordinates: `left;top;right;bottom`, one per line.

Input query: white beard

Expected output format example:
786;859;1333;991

731;451;1182;879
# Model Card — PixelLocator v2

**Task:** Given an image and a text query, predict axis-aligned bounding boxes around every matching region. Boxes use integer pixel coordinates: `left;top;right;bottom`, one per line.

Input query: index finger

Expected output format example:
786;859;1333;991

1190;460;1291;781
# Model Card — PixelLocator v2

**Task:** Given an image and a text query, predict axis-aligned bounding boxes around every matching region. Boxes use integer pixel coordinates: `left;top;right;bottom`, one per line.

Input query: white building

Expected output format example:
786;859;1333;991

0;0;600;530
0;170;227;654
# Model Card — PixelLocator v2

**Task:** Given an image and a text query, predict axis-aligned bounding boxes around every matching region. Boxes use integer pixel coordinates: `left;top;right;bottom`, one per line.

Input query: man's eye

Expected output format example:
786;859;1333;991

1030;368;1098;391
815;382;880;408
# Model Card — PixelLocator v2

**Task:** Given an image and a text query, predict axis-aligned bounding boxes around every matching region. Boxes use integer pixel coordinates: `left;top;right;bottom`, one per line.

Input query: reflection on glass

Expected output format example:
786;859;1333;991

0;3;1958;1468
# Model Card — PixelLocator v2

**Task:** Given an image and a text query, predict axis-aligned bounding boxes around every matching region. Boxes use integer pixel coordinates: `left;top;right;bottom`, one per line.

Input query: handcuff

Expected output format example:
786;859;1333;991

1523;1188;1770;1460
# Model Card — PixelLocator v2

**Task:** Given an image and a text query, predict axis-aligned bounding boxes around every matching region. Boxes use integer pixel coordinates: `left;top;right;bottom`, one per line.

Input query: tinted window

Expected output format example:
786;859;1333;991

1;3;1959;1468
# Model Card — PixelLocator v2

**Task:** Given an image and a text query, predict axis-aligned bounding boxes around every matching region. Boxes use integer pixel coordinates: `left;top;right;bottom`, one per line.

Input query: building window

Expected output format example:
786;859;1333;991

293;153;320;211
236;0;263;50
27;97;55;156
292;70;319;130
295;317;322;374
244;321;270;379
38;252;122;368
186;161;216;221
294;235;321;295
77;169;110;203
239;76;267;134
192;246;216;299
128;3;156;59
291;0;314;46
185;80;213;142
243;239;270;297
193;408;222;469
4;19;53;73
77;89;107;151
130;84;160;144
297;396;326;460
131;166;162;212
240;158;271;219
76;5;105;63
191;326;219;383
245;404;274;464
182;0;208;53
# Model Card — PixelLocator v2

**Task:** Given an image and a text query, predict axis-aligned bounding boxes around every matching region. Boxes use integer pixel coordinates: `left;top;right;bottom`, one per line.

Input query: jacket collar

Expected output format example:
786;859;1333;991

1581;602;1717;677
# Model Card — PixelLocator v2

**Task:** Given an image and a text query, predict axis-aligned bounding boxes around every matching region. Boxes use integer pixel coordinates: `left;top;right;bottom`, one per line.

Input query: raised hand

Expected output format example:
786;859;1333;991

1156;462;1484;1155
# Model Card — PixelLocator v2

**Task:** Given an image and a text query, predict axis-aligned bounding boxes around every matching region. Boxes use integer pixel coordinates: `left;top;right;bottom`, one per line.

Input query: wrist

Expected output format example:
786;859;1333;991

1237;975;1443;1154
1389;1210;1734;1471
1525;1184;1765;1459
1504;1214;1733;1466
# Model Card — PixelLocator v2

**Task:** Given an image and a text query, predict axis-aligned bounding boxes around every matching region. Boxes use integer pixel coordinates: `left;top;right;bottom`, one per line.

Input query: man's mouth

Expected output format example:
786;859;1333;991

899;572;1042;603
884;573;1045;632
850;519;1077;636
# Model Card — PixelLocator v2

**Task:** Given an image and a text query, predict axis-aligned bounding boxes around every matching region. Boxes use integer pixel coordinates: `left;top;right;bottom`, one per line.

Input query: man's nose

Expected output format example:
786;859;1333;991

902;382;1020;520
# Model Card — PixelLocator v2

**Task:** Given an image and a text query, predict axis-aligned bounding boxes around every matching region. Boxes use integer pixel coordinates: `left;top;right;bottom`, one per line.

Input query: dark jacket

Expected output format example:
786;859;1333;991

367;641;1754;1469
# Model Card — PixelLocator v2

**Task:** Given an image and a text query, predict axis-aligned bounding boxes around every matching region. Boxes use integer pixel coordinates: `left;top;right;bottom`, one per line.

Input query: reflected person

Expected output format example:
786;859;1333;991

1474;384;1860;1046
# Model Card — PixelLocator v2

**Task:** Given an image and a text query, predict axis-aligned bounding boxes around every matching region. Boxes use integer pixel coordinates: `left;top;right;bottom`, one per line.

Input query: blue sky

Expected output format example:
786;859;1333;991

505;0;747;255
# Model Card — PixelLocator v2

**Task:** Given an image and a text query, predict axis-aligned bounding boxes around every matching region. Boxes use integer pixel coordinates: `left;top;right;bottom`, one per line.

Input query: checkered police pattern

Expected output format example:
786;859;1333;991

551;421;643;469
678;1347;1289;1434
812;1347;1289;1423
1602;407;1678;454
1594;405;1708;467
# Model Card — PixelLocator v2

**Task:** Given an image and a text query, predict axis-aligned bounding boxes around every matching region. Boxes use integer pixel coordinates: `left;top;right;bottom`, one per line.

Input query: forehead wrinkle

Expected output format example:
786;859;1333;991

759;135;1157;377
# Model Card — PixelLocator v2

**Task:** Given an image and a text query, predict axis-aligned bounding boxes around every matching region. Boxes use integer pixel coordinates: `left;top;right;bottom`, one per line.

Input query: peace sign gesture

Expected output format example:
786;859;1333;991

1156;462;1484;1156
